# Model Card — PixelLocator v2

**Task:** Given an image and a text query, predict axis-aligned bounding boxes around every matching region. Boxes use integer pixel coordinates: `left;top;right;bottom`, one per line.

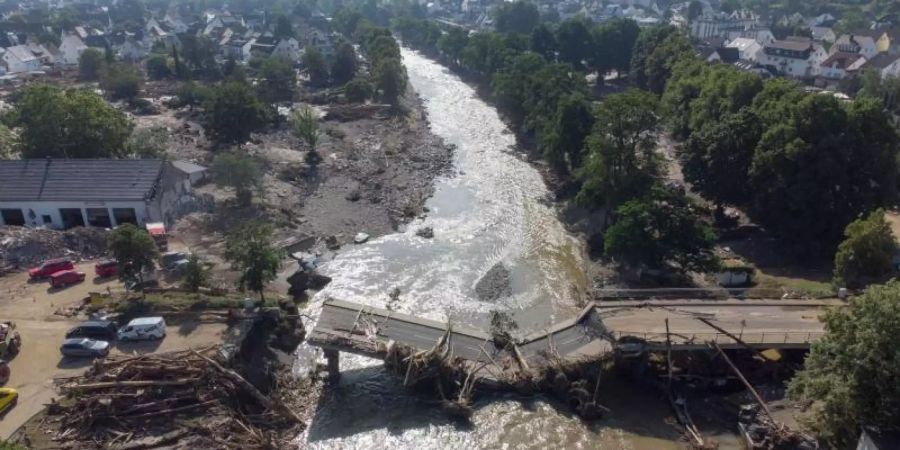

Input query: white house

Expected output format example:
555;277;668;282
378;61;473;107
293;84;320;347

759;38;825;77
0;159;207;229
833;34;879;58
272;37;302;63
810;26;836;43
2;45;40;73
860;52;900;79
117;37;147;62
59;34;87;65
726;37;763;61
819;52;866;79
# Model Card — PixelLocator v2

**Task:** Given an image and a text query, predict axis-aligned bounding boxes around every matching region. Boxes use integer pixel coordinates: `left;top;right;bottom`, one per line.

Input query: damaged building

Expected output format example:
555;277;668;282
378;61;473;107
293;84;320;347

0;158;209;229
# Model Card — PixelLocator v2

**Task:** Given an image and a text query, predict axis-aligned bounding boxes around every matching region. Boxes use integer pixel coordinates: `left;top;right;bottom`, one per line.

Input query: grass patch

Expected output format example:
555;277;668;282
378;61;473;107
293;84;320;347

755;272;834;297
111;291;279;321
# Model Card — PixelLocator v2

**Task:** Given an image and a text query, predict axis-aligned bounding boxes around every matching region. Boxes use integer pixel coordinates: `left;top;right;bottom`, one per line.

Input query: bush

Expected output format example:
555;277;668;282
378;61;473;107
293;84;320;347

101;64;142;101
145;54;171;80
344;78;372;103
79;48;105;80
172;82;211;108
832;209;897;288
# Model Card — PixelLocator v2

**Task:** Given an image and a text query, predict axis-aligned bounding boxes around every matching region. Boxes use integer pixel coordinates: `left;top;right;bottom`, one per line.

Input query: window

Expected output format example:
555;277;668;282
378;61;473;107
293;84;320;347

86;208;112;228
42;215;52;224
112;208;137;226
0;209;24;226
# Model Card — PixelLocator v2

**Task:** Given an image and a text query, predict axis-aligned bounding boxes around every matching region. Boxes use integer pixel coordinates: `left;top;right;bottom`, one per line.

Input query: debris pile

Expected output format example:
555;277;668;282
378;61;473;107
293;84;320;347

738;404;818;450
0;226;109;268
46;346;309;449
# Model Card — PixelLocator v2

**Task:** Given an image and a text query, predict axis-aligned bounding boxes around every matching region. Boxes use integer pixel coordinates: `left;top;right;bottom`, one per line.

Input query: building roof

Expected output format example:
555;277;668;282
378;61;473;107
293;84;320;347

727;37;761;52
170;160;207;175
4;45;36;63
766;39;812;52
0;159;164;202
862;52;900;70
821;52;865;69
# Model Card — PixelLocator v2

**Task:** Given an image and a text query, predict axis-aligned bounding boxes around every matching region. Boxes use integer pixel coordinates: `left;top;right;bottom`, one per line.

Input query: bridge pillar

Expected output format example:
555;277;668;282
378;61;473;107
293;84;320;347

324;349;340;382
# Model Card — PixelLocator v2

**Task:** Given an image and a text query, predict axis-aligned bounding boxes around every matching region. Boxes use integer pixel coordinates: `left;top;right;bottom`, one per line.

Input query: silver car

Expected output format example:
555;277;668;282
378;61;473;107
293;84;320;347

60;338;110;358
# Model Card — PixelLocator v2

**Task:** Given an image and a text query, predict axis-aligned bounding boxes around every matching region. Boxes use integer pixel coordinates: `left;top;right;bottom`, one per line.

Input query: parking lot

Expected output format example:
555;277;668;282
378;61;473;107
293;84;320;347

0;261;228;439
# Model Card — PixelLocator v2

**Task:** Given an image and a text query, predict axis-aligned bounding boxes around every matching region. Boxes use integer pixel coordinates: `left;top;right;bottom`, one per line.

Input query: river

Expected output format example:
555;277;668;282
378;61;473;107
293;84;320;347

297;48;687;449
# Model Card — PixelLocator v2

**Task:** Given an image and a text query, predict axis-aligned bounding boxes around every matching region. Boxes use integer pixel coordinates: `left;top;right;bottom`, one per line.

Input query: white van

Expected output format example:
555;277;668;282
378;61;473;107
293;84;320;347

117;317;167;341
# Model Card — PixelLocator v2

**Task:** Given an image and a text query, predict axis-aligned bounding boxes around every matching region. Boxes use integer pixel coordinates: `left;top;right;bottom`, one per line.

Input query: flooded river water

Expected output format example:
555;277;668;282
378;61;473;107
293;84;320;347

298;49;689;449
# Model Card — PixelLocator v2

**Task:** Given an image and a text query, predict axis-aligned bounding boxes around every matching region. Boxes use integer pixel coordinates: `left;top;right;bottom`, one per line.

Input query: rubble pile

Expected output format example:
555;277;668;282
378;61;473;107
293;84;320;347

45;346;309;449
0;226;109;268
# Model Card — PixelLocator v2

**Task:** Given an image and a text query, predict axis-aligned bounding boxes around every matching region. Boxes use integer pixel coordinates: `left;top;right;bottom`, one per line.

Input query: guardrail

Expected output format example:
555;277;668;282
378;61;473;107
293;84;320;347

609;330;825;345
593;287;833;300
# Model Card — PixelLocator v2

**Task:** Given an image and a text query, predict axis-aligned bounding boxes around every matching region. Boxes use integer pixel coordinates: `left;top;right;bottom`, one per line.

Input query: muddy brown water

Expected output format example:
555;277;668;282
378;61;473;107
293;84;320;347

295;49;743;449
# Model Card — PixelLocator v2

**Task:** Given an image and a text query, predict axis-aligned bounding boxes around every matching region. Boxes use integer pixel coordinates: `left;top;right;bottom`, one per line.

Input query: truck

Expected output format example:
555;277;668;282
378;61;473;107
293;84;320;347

0;322;21;359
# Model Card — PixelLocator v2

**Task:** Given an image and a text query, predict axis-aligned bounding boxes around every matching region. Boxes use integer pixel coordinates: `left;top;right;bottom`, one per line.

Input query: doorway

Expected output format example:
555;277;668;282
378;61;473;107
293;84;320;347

86;208;112;228
59;208;85;229
0;209;25;226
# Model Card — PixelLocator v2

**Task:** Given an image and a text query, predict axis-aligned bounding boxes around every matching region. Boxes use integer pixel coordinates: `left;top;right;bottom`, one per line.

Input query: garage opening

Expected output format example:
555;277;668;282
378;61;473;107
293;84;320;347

112;208;138;226
59;208;85;229
86;208;112;228
0;209;25;226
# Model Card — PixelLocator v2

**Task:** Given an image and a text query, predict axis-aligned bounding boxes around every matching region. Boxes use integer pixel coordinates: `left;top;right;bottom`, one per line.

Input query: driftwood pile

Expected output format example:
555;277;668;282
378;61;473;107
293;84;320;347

49;346;306;449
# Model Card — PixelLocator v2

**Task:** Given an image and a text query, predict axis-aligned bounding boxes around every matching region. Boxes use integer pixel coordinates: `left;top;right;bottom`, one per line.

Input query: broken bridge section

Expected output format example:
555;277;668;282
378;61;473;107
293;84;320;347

307;298;841;381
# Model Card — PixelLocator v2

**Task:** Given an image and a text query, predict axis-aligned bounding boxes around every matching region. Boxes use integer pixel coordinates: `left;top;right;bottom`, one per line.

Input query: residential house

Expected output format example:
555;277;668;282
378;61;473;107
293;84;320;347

271;37;302;63
58;33;87;65
810;26;836;43
2;45;40;73
876;29;900;54
26;42;56;65
808;13;836;28
759;38;825;78
833;33;879;58
726;37;762;61
726;27;774;45
819;52;866;79
303;29;333;59
118;37;147;62
859;52;900;79
0;159;208;229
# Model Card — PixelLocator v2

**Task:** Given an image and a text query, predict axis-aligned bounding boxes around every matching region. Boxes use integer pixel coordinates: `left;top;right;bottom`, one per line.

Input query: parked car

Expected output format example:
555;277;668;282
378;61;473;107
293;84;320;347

28;258;74;279
50;270;86;288
0;387;17;415
94;260;118;278
118;317;166;341
65;321;118;341
60;338;110;357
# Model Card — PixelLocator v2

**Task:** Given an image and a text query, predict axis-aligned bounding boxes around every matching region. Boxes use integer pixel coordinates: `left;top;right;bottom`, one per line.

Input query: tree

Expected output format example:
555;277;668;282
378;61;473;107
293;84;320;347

145;54;171;80
591;18;641;77
577;89;661;211
172;47;188;80
687;0;703;23
543;93;593;173
11;85;133;158
202;82;273;145
630;25;693;93
212;152;263;206
437;27;469;64
273;14;294;39
257;56;296;102
529;24;557;61
302;45;328;86
494;1;540;35
182;254;209;292
333;7;363;36
788;280;900;448
330;41;357;85
108;223;159;284
224;223;282;301
604;188;719;273
555;18;592;69
173;82;210;109
832;209;897;288
344;78;372;103
681;108;760;207
0;124;21;159
100;64;142;101
79;48;105;80
291;106;320;154
374;57;407;106
126;126;168;159
180;35;219;78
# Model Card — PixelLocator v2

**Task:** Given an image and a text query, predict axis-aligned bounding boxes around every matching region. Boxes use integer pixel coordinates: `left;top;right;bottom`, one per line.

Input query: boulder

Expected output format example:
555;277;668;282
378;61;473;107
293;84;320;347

415;226;434;239
325;235;340;250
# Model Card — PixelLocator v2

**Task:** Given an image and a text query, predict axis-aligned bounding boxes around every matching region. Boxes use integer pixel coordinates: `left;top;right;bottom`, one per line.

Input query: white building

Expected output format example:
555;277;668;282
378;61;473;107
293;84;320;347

2;45;40;73
0;159;207;229
59;34;87;65
759;38;826;78
833;34;879;58
819;52;866;79
726;37;762;61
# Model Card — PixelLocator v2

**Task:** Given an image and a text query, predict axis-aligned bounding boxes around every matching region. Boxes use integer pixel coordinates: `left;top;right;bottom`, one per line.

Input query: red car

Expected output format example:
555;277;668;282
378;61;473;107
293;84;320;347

94;260;118;278
28;259;74;279
50;270;86;288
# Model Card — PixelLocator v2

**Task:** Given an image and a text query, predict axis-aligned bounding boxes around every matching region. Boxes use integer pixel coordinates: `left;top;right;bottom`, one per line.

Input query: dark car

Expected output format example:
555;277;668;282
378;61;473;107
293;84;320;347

94;260;118;278
60;338;109;358
65;321;117;341
49;270;86;288
28;259;74;279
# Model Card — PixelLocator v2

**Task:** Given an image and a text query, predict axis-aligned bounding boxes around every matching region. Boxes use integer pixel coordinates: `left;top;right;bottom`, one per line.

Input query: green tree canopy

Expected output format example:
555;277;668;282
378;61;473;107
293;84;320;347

257;56;296;102
302;45;328;86
529;24;557;61
330;41;358;85
126;126;168;159
542;93;594;173
145;54;171;80
224;223;282;301
630;25;693;94
212;152;263;206
832;209;897;288
591;18;640;77
101;64;142;101
274;14;294;39
182;254;209;292
79;48;105;80
11;84;133;158
108;223;159;283
555;18;592;70
374;57;407;106
788;280;900;448
202;82;273;145
291;106;320;153
604;188;719;273
344;78;372;103
493;1;540;35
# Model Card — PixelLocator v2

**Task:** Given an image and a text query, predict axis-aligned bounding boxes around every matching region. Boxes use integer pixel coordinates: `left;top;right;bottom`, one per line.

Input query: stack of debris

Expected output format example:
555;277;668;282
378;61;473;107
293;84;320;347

738;404;818;450
45;346;309;449
0;226;109;267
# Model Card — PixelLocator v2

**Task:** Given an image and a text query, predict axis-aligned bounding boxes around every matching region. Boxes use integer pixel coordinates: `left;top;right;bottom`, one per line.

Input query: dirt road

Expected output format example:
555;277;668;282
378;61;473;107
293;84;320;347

0;262;228;439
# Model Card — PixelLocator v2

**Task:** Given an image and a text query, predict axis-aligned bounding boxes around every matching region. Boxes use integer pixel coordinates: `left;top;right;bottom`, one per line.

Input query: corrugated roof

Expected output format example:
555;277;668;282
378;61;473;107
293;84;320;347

0;159;164;202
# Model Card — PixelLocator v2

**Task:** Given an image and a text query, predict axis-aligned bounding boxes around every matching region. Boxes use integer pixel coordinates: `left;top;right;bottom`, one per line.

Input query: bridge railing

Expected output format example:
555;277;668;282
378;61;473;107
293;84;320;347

609;330;825;346
593;287;832;300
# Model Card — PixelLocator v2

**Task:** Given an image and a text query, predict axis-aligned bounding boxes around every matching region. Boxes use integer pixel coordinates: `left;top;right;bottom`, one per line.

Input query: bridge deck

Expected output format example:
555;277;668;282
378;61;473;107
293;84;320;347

308;299;840;367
